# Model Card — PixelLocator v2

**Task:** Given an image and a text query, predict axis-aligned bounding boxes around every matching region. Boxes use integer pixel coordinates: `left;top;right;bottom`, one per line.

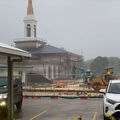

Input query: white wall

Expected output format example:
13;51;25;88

0;55;7;64
0;68;26;83
39;55;65;62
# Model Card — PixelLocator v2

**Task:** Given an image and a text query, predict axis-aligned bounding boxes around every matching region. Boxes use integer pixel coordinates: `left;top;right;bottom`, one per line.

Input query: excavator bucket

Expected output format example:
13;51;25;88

104;66;114;71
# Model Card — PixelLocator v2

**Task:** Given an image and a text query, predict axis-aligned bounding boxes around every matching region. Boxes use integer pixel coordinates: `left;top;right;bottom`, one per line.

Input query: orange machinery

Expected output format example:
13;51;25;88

92;66;116;90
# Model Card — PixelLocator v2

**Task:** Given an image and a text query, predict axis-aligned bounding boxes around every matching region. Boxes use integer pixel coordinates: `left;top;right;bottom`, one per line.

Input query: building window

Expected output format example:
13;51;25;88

34;25;36;37
26;24;31;37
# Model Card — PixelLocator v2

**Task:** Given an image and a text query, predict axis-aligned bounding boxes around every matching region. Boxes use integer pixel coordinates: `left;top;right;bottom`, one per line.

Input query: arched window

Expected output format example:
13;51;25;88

34;25;36;37
26;24;31;37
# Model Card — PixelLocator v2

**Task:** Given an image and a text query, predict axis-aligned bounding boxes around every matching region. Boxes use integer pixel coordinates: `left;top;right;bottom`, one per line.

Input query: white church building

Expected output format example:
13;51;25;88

14;0;83;83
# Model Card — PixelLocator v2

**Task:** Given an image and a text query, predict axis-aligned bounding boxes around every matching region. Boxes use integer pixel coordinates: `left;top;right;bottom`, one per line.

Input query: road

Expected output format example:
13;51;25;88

1;98;103;120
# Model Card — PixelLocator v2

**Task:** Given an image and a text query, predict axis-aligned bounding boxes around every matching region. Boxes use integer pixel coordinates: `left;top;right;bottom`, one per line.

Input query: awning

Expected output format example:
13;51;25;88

0;43;31;58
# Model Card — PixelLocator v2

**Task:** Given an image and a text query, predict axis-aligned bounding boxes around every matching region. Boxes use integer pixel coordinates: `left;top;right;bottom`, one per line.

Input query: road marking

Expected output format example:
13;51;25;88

92;112;97;120
29;110;47;120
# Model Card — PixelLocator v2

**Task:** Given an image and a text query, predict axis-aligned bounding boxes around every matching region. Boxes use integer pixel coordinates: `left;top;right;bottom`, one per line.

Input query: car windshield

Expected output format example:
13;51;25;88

0;77;7;89
108;83;120;94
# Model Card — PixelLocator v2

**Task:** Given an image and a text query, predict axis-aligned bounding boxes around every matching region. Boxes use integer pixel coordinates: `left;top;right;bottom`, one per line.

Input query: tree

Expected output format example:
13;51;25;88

90;56;108;75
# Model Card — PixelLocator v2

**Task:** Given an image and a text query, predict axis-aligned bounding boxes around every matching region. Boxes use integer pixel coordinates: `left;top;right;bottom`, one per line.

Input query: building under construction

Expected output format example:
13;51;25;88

14;0;83;83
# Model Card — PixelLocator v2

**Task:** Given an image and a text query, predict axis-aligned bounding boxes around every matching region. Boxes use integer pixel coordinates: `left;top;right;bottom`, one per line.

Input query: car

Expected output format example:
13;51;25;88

100;80;120;119
0;76;23;115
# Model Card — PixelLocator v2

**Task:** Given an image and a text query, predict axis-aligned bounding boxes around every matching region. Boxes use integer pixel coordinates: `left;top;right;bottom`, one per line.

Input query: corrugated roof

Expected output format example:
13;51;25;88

30;45;68;55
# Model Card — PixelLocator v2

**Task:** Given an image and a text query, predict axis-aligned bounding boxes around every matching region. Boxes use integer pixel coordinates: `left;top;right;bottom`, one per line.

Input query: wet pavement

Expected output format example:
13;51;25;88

0;98;103;120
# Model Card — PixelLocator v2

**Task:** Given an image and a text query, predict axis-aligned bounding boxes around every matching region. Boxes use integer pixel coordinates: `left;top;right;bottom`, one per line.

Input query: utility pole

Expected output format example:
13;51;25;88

8;57;23;120
8;56;14;120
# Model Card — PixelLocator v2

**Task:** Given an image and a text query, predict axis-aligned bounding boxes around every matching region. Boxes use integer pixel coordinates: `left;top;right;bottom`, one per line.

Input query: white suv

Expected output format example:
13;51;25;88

100;80;120;119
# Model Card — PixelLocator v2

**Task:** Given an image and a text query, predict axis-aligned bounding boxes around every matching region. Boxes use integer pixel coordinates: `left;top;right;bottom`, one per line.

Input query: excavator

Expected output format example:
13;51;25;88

92;66;117;91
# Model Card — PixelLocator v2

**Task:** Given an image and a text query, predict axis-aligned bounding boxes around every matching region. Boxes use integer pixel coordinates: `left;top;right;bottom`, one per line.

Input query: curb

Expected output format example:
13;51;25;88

80;98;88;100
32;96;40;99
23;95;103;100
51;97;58;100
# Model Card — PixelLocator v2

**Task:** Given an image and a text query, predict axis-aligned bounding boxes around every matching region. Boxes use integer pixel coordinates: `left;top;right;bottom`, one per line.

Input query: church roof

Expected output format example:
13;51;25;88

27;0;34;15
30;45;68;55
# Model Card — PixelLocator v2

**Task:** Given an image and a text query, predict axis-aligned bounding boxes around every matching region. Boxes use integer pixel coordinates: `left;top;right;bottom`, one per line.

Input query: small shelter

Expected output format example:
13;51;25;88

0;42;31;120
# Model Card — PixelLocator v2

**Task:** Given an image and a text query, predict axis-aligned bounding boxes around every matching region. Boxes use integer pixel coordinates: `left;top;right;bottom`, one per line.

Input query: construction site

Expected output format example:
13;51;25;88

1;0;120;120
23;66;116;97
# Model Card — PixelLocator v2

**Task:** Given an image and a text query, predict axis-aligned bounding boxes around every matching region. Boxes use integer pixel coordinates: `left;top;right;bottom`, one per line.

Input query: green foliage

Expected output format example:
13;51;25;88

85;56;120;76
90;56;108;75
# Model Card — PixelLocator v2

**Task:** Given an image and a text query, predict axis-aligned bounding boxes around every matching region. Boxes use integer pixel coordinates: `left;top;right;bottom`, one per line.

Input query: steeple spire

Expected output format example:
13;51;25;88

27;0;34;15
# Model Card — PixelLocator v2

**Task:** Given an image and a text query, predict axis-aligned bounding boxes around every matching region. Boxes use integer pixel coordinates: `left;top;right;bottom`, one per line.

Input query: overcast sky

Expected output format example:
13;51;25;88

0;0;120;60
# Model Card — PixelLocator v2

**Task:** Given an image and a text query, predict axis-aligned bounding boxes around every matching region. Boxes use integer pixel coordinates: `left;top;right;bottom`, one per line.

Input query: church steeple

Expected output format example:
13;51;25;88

27;0;34;15
24;0;37;38
14;0;46;50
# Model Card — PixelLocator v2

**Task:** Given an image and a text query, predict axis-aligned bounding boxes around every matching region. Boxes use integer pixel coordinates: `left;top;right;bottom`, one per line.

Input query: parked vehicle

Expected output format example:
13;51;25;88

0;76;23;114
100;80;120;119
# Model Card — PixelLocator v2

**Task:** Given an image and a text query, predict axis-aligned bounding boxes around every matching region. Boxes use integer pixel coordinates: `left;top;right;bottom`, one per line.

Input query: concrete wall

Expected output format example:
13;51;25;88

0;55;7;64
30;64;59;80
38;55;65;62
26;53;83;80
16;42;37;48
